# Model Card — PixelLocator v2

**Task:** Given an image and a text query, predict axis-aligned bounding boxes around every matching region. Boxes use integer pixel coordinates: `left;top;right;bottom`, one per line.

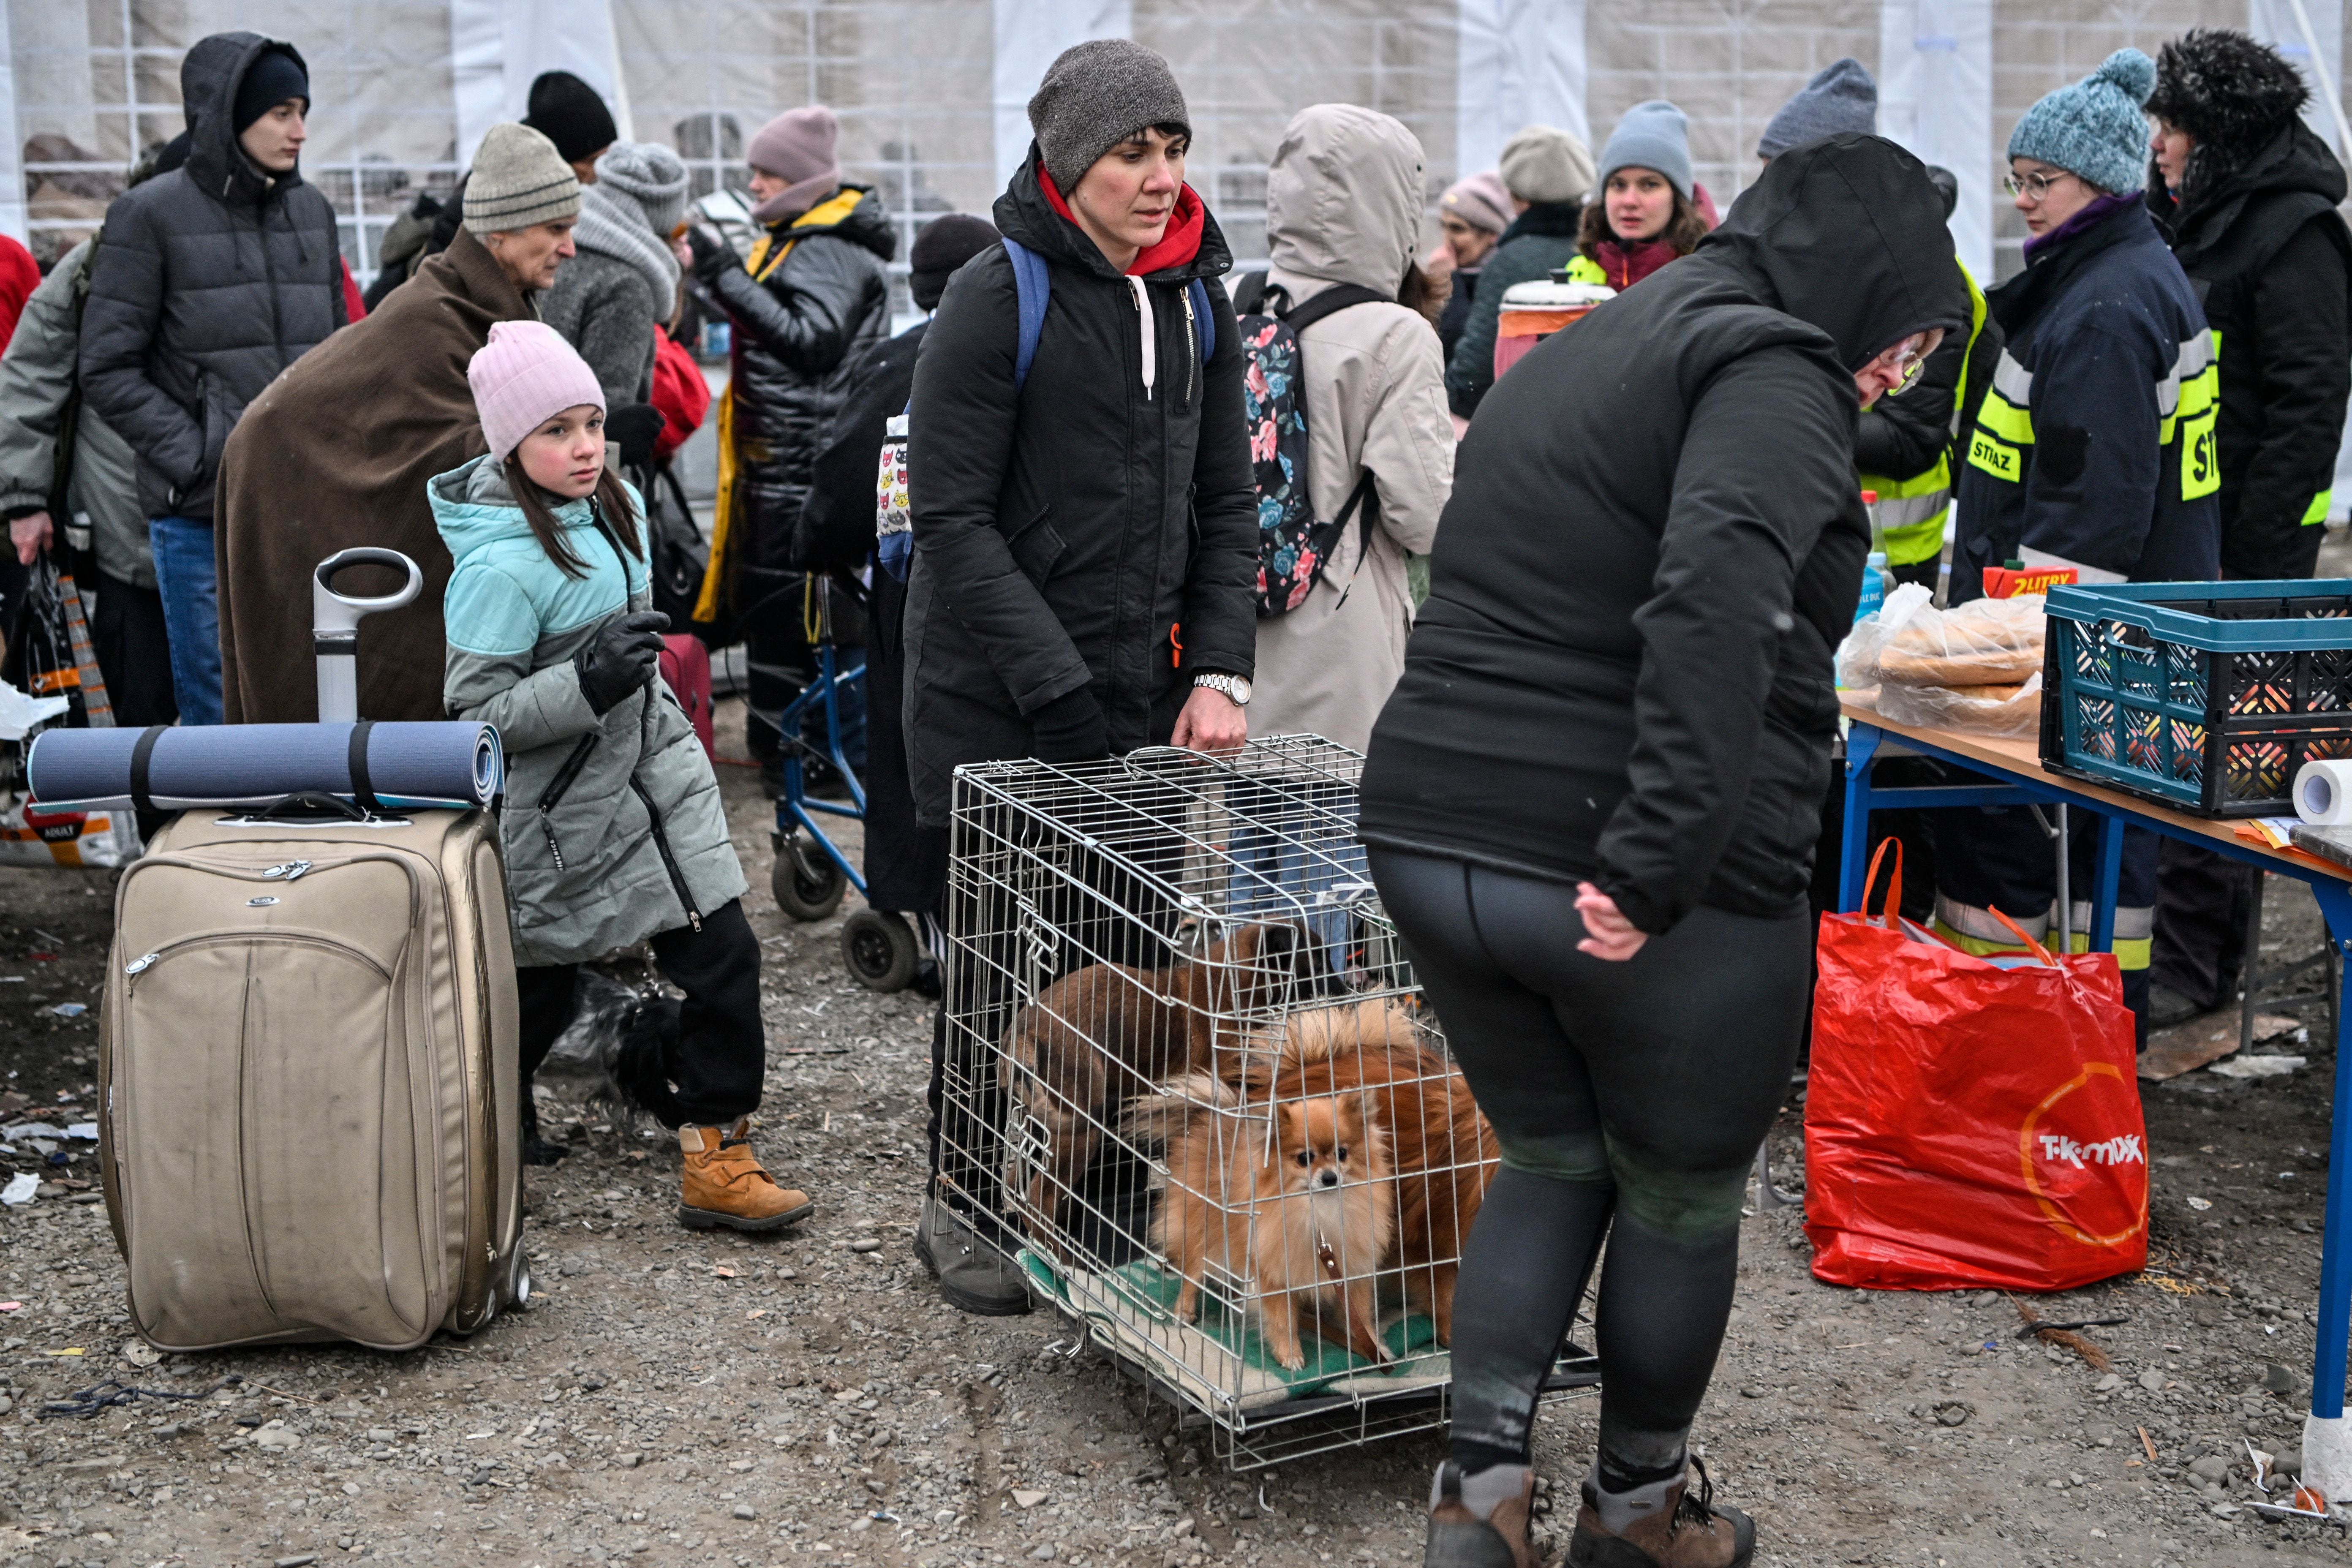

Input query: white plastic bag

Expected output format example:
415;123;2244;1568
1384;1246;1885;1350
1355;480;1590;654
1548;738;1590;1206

1876;671;2044;738
1870;595;2045;688
0;796;140;868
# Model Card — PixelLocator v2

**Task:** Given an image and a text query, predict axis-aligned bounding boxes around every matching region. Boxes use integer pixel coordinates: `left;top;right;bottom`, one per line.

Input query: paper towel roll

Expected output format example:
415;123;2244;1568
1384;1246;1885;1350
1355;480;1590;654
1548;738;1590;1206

2294;759;2352;825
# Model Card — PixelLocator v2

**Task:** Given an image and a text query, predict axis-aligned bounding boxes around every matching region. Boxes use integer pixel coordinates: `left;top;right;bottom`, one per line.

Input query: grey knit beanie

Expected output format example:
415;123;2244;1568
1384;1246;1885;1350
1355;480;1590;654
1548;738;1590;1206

464;122;581;231
1498;124;1595;206
595;141;689;236
1027;39;1190;189
1758;58;1877;158
1598;100;1694;200
2009;48;2158;195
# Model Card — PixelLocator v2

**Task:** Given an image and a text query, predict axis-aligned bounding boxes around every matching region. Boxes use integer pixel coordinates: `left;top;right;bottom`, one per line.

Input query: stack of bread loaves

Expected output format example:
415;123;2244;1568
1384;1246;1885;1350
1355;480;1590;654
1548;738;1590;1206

1847;593;2046;736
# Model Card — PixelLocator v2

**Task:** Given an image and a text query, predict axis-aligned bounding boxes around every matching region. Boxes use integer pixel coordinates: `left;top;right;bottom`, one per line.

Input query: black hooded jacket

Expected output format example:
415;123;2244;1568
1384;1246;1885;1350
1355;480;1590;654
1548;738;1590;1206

1359;135;1968;934
79;33;345;522
2150;122;2352;576
900;150;1259;828
690;185;896;604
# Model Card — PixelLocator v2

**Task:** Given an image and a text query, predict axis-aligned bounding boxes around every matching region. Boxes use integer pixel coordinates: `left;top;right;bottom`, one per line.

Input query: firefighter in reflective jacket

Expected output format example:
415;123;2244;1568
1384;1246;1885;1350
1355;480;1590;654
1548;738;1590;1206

1934;49;2222;1041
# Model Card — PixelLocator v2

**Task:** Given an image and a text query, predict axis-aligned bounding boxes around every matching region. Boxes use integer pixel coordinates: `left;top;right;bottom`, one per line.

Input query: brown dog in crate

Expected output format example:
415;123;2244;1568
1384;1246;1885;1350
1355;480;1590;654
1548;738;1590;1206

1157;1074;1395;1369
1156;999;1500;1362
999;921;1312;1254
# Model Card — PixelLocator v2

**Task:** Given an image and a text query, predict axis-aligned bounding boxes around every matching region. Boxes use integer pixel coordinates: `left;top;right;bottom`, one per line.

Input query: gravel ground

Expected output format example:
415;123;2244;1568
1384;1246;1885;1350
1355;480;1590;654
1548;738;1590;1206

0;697;2349;1566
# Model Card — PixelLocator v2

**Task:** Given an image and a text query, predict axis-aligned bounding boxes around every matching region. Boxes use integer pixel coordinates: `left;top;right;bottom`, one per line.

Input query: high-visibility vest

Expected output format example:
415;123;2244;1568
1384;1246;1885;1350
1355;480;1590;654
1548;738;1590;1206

1563;254;1605;286
1859;259;1990;568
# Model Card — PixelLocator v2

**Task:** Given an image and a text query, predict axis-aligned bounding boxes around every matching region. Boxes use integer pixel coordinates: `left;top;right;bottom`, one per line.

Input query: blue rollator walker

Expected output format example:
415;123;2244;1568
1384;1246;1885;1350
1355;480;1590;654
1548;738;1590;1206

765;580;928;992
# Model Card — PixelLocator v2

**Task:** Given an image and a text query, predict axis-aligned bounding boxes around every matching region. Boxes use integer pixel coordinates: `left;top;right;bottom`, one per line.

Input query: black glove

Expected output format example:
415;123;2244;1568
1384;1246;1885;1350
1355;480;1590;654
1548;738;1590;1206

574;610;671;715
683;224;733;281
1030;686;1108;764
606;403;665;471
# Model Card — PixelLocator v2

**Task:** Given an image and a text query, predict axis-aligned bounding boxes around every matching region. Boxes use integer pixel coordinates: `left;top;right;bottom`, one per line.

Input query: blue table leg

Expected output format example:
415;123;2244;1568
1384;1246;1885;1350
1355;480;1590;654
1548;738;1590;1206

2311;879;2352;1421
2089;814;2124;953
1838;724;1883;913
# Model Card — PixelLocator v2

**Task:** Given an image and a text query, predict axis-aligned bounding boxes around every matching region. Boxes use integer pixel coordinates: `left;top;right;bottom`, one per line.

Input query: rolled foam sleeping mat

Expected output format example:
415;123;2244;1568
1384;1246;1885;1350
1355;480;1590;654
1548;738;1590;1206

26;722;503;812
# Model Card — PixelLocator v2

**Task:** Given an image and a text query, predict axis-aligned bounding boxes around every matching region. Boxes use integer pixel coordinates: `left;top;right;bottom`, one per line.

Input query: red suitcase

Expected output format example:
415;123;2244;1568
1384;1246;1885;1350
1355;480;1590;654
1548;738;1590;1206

660;634;714;762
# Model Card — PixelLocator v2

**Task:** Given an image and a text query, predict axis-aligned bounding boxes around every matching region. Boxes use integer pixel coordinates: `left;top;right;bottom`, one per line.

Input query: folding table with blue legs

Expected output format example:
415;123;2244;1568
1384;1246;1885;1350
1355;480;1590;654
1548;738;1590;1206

1832;704;2352;1498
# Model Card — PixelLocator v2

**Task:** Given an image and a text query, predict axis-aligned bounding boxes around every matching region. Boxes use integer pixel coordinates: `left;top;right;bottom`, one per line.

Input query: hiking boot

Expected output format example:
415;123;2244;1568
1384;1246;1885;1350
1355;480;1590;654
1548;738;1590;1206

1424;1460;1538;1568
677;1120;814;1232
915;1195;1032;1316
1567;1458;1753;1568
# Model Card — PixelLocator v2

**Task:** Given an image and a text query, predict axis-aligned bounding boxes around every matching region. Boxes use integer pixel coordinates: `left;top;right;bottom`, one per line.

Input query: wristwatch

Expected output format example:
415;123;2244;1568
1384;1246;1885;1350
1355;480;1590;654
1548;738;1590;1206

1193;672;1252;707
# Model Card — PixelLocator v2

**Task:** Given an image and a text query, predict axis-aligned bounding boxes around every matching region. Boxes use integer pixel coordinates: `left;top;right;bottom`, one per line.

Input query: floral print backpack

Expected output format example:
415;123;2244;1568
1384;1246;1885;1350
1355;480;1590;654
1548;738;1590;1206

1233;275;1390;616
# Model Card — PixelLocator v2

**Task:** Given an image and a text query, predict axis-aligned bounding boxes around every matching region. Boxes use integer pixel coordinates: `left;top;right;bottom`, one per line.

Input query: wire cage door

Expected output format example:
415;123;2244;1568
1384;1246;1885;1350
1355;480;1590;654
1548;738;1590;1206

937;737;1546;1467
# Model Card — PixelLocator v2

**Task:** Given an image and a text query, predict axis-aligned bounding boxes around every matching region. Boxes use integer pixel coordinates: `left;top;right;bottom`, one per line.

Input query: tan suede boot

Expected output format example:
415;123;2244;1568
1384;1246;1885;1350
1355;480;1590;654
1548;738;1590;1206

1424;1461;1541;1568
678;1119;814;1232
1566;1459;1753;1568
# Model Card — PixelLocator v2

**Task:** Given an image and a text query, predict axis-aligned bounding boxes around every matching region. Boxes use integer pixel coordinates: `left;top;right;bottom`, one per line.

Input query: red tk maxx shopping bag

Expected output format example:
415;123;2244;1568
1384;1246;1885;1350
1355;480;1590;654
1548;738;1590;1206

1804;842;2148;1292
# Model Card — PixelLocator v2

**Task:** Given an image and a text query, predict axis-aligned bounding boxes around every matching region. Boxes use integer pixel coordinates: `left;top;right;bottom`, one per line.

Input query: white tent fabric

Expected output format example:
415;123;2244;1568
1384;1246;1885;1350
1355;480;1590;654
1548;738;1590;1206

1879;0;1994;283
1458;0;1590;180
994;0;1129;192
450;0;633;170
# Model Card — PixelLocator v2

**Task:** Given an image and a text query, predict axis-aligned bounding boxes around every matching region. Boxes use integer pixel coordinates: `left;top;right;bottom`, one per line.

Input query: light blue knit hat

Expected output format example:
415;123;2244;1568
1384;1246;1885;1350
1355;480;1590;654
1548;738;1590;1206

1598;100;1693;200
2007;48;2158;195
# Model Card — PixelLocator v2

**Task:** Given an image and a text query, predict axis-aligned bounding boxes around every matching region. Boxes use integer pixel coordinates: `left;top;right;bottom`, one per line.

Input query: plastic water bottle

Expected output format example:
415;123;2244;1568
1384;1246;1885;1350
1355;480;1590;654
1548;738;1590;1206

1855;551;1887;625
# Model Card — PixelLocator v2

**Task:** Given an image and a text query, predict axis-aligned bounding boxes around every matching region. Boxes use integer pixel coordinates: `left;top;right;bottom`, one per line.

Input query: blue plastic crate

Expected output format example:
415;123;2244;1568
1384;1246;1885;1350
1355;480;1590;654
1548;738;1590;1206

2039;579;2352;817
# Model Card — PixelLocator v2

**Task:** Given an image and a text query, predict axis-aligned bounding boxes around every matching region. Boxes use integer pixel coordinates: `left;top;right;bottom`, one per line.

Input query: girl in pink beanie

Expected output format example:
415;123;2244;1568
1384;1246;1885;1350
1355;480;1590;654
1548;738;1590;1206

426;320;815;1234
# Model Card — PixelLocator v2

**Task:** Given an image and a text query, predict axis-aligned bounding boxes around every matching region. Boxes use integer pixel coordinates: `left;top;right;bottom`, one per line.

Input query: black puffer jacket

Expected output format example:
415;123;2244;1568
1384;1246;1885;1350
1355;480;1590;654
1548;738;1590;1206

1361;135;1969;934
901;151;1259;828
79;33;345;521
2150;122;2352;577
691;185;895;611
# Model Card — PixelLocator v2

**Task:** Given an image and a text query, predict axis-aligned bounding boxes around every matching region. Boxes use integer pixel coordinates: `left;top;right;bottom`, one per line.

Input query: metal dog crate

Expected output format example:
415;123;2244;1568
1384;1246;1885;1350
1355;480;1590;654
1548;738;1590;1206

937;738;1585;1468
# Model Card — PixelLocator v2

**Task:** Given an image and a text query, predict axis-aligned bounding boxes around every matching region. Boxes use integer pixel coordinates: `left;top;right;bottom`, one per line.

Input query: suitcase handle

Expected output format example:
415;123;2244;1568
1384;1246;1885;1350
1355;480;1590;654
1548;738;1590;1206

313;549;425;724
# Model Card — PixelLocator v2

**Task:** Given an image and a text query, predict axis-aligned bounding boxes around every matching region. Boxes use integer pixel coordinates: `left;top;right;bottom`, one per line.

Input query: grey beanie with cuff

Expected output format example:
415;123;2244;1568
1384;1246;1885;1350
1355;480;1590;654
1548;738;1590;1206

463;122;582;232
1598;100;1694;200
1027;38;1191;189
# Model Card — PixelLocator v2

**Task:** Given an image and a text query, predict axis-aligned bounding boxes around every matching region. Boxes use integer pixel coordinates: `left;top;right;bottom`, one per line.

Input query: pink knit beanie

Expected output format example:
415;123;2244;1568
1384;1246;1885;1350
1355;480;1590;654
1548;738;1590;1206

467;321;605;461
746;106;842;224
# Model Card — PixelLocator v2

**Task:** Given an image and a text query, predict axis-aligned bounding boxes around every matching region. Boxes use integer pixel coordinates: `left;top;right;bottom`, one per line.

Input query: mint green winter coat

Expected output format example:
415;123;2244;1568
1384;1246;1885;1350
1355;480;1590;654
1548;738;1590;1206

430;455;746;966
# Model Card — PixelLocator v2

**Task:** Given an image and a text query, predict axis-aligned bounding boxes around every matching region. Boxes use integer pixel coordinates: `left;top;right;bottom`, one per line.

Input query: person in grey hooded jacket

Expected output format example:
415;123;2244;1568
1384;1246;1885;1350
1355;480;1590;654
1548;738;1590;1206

540;139;688;467
436;320;812;1233
0;238;174;731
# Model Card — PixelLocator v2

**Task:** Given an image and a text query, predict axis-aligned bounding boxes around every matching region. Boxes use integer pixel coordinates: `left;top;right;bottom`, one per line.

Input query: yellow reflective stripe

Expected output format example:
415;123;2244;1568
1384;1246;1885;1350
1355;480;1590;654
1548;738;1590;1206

1931;920;2036;958
1976;390;2034;445
2178;363;2221;500
1563;255;1606;286
2304;490;2335;526
2058;932;2153;971
1861;455;1954;566
1945;260;1990;440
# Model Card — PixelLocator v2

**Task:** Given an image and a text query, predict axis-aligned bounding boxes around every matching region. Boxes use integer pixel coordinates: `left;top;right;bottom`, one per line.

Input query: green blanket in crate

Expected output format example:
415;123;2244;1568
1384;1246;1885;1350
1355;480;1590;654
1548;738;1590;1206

1021;1250;1450;1410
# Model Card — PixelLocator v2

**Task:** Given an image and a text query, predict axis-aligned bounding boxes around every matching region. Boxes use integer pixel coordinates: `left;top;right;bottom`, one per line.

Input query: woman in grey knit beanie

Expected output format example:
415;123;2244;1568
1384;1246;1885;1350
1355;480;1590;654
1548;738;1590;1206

542;140;689;421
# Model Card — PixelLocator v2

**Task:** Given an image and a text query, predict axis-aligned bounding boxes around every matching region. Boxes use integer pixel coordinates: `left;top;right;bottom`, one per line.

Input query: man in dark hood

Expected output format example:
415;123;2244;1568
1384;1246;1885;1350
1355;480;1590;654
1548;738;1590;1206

78;32;346;727
1361;134;1963;1568
2143;29;2352;1026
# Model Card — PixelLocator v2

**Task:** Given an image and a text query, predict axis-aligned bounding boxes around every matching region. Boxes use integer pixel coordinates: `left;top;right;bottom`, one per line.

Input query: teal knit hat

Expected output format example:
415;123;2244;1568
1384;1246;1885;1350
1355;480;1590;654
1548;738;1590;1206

2007;48;2158;195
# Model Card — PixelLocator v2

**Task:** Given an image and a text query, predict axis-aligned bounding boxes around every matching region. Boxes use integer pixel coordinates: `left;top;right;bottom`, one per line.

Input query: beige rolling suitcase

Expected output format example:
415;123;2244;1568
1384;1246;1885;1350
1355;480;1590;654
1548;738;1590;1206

96;550;527;1351
99;804;525;1350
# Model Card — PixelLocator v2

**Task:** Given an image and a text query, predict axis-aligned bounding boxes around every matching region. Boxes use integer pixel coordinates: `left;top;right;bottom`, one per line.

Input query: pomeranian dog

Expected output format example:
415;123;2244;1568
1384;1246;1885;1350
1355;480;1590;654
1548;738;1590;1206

1156;1078;1394;1369
1250;1000;1499;1346
1000;921;1309;1251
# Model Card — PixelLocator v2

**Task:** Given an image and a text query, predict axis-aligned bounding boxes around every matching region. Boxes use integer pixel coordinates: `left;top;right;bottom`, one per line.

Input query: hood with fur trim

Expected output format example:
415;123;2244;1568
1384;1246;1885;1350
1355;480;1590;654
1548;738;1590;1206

2148;28;2310;201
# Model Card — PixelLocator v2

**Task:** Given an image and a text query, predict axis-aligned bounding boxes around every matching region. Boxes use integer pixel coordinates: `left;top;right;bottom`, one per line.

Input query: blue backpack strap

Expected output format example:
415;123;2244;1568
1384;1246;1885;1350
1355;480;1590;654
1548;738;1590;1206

1001;236;1051;393
1188;278;1215;366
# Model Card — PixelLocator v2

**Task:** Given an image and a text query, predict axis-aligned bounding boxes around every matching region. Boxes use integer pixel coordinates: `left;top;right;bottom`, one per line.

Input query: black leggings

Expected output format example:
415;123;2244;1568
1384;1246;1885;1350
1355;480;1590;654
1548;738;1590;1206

516;898;767;1128
1368;850;1809;1475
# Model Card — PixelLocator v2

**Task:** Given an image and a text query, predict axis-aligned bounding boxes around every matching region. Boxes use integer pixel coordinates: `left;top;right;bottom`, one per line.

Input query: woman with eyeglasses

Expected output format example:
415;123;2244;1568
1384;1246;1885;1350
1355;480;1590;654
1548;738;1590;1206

1358;133;1965;1568
1933;49;2222;1050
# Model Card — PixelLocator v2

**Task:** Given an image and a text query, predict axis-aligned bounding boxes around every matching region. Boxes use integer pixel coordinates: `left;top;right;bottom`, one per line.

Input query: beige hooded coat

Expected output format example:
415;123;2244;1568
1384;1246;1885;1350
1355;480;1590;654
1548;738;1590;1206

1249;104;1455;752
